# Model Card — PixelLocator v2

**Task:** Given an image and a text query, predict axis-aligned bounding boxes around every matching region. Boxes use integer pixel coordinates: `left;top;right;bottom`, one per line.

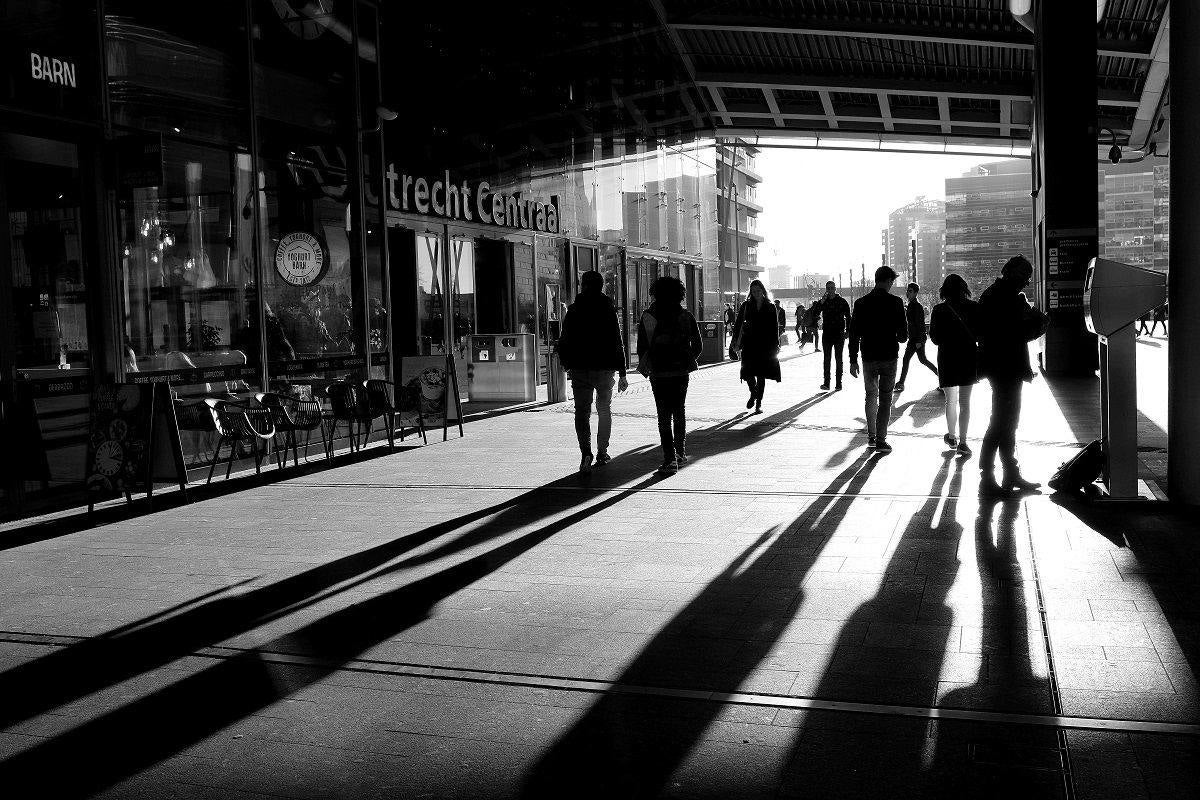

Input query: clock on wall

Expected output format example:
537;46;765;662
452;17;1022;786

274;231;329;287
270;0;334;40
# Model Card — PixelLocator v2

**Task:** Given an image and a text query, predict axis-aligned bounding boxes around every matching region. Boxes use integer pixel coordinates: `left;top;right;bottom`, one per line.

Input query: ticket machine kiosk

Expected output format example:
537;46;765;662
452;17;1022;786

1083;257;1167;498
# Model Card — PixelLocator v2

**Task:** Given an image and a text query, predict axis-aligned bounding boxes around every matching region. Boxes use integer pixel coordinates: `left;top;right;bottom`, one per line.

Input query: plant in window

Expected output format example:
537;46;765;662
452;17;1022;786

186;320;223;351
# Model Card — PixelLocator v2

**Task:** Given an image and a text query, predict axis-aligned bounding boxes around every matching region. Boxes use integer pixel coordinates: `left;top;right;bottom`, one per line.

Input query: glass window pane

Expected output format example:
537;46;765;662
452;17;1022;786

416;232;445;354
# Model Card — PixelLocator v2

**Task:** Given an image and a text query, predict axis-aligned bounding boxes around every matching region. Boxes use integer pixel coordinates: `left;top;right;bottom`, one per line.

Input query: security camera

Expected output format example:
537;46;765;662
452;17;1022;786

1109;143;1122;164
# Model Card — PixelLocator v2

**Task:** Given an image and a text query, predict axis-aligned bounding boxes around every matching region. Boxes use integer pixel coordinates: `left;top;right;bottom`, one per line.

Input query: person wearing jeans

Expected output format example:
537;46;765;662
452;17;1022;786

814;281;851;390
558;270;628;474
637;275;702;473
848;266;908;454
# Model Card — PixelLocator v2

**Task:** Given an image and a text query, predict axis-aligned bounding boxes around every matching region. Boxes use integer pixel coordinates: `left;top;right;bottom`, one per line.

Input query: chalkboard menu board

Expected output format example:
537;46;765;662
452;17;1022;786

84;383;187;510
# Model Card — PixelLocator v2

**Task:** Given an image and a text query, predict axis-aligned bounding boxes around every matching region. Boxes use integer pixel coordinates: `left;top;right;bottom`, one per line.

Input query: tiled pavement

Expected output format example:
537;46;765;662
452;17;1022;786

0;343;1197;798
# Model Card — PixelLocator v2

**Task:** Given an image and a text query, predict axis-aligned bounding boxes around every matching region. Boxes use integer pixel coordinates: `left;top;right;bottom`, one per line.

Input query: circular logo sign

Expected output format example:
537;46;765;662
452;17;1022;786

274;232;328;286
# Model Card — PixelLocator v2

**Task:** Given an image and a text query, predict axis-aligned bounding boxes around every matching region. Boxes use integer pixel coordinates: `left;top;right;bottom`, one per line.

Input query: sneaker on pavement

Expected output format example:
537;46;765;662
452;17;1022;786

579;453;594;474
1003;473;1042;493
979;474;1008;497
596;452;611;465
874;440;893;454
657;459;679;475
956;442;972;457
835;383;842;391
819;383;830;391
893;383;905;393
675;452;689;465
867;434;877;448
943;433;958;448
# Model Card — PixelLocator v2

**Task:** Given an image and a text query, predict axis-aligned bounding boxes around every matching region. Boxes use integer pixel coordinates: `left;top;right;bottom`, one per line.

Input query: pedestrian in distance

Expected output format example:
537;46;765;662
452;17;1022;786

848;266;907;454
729;279;783;414
558;270;629;474
774;299;787;338
1151;303;1168;336
894;282;939;394
814;281;851;391
976;254;1050;496
637;276;702;475
806;299;822;352
928;273;979;456
1137;310;1151;336
723;303;736;332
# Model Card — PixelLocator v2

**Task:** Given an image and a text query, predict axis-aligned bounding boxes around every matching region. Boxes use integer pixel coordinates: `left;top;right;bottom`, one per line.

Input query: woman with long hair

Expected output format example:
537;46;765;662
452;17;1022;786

637;276;703;474
730;279;782;413
928;273;979;455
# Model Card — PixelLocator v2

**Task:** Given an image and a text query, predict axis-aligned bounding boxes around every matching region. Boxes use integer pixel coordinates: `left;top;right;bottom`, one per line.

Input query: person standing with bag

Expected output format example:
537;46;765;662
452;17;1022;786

928;273;979;456
637;276;702;474
729;279;782;414
976;255;1049;495
558;270;629;474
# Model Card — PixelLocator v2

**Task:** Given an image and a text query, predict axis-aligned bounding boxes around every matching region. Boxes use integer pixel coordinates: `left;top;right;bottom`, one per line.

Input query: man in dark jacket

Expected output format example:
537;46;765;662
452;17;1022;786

976;254;1048;495
558;271;628;474
894;282;939;393
815;281;851;390
848;266;908;453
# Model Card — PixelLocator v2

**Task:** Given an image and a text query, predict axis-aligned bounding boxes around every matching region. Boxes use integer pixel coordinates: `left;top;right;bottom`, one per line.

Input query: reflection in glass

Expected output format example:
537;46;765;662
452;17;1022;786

416;233;445;354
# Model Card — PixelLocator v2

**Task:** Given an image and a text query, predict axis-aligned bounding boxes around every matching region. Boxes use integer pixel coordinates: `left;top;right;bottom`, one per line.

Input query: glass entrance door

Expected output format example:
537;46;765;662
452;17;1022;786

0;133;92;514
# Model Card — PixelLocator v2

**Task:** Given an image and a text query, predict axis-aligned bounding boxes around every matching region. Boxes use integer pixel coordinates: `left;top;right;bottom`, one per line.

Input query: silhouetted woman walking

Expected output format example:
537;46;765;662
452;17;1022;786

929;273;980;456
730;279;782;413
637;276;702;474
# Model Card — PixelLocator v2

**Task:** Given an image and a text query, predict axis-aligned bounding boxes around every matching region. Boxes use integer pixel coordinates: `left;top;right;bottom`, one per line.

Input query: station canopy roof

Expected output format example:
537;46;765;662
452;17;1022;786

389;1;1170;173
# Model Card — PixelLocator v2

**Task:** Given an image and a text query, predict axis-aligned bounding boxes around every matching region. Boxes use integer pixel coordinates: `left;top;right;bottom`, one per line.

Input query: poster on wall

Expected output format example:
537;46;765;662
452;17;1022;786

397;354;464;441
83;382;188;511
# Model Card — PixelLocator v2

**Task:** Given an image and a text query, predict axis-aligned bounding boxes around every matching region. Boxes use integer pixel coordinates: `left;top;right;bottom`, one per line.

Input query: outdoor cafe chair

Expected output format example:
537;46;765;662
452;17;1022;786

363;379;428;448
203;398;279;483
256;392;327;468
325;381;374;454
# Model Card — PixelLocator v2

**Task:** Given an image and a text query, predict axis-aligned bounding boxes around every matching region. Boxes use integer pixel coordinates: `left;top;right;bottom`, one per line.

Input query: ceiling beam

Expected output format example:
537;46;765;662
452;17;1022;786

818;90;839;130
647;0;708;129
672;21;1152;60
875;91;894;132
698;72;1034;101
937;97;951;134
725;111;1029;131
763;88;784;127
706;85;732;126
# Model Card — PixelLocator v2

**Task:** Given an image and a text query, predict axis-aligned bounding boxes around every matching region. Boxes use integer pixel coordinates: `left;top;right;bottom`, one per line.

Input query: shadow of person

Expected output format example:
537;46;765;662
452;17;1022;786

678;392;837;466
773;455;967;798
0;444;659;737
520;450;883;799
924;497;1064;799
0;460;677;797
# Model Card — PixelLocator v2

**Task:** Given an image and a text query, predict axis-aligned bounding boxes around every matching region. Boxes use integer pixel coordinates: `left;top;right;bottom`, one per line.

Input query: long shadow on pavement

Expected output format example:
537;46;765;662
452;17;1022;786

0;445;657;736
0;452;675;796
520;446;882;798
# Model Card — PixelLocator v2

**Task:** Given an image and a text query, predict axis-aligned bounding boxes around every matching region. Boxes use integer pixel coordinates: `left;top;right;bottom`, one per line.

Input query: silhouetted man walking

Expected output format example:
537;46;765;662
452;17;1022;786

895;282;939;393
814;281;851;390
848;266;907;454
558;270;628;474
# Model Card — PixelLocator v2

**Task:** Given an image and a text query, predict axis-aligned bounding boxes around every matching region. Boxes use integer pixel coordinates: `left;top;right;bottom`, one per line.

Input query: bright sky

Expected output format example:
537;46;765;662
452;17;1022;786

755;148;997;279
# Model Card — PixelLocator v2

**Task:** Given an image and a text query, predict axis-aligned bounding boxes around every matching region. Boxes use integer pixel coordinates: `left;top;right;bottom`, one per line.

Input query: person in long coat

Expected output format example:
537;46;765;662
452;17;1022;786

928;273;979;456
730;279;782;414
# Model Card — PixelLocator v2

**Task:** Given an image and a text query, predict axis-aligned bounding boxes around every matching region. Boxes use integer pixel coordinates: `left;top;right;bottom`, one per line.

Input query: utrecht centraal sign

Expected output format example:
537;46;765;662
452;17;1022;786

384;166;560;234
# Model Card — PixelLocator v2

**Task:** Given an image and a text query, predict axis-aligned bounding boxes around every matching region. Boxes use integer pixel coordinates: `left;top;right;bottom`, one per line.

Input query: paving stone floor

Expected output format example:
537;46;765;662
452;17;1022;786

0;343;1196;798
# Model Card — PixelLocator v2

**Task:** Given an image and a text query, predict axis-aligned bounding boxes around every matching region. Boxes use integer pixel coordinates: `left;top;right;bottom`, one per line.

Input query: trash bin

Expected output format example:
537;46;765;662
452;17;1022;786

467;333;536;402
699;320;726;364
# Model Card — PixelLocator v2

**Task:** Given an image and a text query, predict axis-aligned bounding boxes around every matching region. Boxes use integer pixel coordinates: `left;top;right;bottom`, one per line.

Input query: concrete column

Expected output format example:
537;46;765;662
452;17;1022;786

1168;3;1200;503
1032;0;1099;375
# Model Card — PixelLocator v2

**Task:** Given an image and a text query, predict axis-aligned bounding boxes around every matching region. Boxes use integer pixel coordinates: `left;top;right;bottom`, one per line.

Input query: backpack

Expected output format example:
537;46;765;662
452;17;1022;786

1048;439;1105;494
648;309;691;372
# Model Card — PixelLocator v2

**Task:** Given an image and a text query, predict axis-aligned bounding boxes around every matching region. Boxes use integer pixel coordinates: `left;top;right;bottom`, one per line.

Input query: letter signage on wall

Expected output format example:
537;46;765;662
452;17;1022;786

384;164;560;234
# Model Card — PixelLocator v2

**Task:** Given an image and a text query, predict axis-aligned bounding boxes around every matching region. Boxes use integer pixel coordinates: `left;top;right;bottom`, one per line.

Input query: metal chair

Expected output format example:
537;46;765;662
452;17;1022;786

204;398;279;482
324;382;374;454
256;392;327;468
363;379;428;448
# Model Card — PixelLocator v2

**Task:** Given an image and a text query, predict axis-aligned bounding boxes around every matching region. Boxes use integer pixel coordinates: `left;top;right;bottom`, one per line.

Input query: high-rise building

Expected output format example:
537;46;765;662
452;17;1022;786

886;197;944;274
767;263;793;291
1097;159;1170;274
717;140;764;302
909;216;946;290
944;160;1035;296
